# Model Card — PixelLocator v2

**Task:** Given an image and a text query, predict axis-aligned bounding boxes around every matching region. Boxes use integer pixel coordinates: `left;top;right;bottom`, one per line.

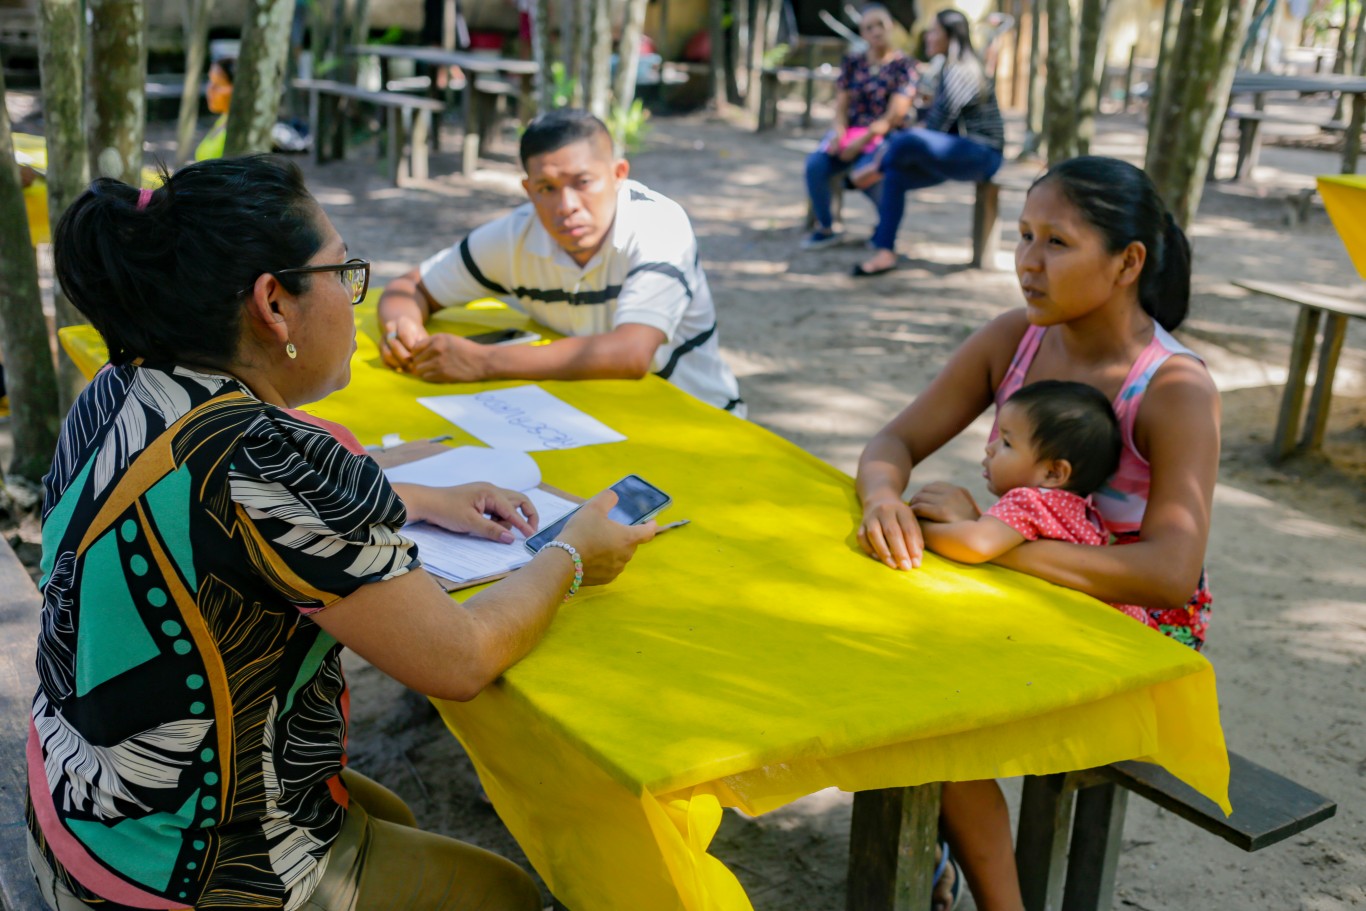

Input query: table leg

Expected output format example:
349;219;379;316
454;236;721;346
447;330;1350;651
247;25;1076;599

1273;306;1322;461
411;109;430;181
386;107;401;186
1016;774;1074;911
1343;92;1364;174
462;83;480;178
847;783;941;911
1061;783;1128;911
1300;313;1349;452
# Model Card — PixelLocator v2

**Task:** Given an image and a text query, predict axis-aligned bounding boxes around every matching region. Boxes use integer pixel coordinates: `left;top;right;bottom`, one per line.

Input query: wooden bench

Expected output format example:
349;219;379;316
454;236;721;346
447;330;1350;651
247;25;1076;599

1216;108;1352;182
0;539;44;909
757;65;841;131
845;751;1335;911
293;78;446;187
1232;278;1366;460
1015;753;1336;911
813;175;1023;270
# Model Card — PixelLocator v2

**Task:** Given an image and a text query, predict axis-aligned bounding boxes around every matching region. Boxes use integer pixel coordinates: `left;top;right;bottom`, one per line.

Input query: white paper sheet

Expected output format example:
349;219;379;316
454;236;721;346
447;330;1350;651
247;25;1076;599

383;447;542;492
417;385;626;451
401;487;580;583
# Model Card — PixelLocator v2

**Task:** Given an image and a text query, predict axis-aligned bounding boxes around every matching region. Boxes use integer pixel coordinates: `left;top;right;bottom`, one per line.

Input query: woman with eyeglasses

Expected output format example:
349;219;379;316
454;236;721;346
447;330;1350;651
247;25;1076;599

27;155;652;911
801;2;918;250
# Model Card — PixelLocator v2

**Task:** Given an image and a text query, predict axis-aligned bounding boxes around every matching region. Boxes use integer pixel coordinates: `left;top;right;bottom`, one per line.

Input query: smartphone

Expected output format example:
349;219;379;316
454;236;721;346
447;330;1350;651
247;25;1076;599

465;328;541;346
525;474;671;554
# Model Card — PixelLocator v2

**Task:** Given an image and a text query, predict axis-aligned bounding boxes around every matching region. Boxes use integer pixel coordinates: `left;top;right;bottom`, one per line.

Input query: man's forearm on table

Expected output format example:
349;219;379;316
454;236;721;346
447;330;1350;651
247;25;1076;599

483;332;657;381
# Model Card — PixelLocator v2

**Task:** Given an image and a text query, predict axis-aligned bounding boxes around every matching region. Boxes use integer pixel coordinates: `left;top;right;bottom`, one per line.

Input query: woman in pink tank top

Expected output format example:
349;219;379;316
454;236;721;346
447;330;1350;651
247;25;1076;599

854;157;1219;911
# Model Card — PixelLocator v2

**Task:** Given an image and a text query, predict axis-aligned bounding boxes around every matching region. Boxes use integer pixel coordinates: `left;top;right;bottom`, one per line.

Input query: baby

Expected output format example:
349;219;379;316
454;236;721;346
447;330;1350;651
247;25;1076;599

915;379;1151;625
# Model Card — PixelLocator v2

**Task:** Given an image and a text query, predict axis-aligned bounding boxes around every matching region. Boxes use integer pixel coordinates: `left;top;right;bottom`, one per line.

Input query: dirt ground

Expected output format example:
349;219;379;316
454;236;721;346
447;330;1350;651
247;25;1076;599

6;88;1366;910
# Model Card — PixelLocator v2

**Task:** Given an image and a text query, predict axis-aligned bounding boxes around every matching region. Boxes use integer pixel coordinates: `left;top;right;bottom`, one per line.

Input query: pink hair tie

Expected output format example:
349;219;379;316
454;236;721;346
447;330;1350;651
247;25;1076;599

136;187;153;211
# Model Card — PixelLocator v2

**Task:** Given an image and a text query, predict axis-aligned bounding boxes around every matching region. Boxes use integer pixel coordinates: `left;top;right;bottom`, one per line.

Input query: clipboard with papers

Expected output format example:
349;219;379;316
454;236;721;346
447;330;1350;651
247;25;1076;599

370;440;583;591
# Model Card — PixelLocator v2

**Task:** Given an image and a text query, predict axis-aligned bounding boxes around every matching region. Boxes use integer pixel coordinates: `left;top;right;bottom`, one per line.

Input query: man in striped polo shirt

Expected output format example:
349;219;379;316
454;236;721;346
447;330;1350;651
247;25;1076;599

377;109;744;416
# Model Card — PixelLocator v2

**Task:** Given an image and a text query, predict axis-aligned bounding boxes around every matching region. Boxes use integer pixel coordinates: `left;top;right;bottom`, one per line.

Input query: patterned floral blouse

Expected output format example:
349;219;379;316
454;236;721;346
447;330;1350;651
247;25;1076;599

837;51;916;128
27;361;419;910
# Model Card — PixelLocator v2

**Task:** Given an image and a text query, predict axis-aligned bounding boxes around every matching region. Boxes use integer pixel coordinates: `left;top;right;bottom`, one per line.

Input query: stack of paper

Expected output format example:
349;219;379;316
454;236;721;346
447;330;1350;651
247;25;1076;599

383;447;579;585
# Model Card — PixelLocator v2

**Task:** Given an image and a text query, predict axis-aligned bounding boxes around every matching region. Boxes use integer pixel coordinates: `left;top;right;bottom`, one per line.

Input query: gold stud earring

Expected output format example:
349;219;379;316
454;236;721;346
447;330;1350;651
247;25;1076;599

285;342;298;360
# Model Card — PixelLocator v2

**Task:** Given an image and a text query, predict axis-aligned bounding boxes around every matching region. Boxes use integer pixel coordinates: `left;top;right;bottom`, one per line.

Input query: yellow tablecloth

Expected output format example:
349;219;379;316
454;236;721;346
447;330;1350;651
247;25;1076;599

1317;174;1366;280
59;305;1230;911
13;133;163;247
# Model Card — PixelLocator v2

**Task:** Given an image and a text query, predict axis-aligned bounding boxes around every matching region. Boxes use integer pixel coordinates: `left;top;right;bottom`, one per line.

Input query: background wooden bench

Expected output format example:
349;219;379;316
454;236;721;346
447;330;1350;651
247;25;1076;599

757;65;841;132
0;539;43;909
294;78;445;187
1232;278;1366;460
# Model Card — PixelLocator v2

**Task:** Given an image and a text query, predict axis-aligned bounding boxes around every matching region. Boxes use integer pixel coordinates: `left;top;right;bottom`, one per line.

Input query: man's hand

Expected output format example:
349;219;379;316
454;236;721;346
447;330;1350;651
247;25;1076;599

410;333;491;383
379;316;430;372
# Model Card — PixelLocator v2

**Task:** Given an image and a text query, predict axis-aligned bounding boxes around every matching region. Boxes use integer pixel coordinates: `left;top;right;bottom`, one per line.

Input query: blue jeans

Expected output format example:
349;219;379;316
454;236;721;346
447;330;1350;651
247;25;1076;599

869;129;1004;251
804;143;880;232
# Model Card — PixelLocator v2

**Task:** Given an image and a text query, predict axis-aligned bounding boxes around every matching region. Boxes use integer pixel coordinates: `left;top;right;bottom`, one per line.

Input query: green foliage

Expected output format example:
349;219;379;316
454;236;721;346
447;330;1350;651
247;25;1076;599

763;43;791;69
549;62;579;109
607;99;651;152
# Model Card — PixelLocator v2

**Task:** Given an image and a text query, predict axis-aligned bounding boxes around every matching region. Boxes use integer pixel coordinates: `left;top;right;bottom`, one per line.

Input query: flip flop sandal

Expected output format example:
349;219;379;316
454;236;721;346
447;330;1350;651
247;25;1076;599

931;839;963;911
851;259;898;277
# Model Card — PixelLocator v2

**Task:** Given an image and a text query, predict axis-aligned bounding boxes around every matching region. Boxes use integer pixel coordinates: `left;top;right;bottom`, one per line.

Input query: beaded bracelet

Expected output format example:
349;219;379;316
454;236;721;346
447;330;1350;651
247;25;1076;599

541;540;583;602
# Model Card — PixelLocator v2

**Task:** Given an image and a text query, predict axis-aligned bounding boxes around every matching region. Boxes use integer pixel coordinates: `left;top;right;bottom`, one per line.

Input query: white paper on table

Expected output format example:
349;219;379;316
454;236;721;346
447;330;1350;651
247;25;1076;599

417;385;626;451
399;488;580;583
383;447;542;492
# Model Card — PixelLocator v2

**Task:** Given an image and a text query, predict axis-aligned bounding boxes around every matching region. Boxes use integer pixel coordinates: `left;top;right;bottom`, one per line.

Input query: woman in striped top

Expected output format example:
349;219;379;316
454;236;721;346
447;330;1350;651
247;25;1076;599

852;8;1006;277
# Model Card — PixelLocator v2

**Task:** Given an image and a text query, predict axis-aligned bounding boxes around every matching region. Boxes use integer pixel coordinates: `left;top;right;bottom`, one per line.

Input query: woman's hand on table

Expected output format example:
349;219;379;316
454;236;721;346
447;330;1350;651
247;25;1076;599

909;482;982;523
858;494;923;571
410;333;491;382
397;482;538;543
379;315;429;372
555;490;656;586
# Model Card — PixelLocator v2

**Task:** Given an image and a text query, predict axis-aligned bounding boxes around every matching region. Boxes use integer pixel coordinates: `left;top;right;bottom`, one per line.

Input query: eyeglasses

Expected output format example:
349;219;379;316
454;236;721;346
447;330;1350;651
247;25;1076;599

274;258;371;306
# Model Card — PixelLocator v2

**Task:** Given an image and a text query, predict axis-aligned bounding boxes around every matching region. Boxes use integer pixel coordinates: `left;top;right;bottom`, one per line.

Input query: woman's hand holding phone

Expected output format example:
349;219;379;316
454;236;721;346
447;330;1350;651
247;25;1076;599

553;490;656;586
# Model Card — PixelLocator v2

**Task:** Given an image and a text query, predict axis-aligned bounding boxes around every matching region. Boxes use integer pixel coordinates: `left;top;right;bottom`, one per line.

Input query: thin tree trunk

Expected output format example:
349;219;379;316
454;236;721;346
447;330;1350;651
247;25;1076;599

572;0;591;106
1334;0;1359;120
727;0;746;104
175;0;214;166
1355;0;1366;75
1146;0;1184;164
708;0;728;109
1333;0;1353;74
37;0;89;410
224;0;295;155
531;0;551;113
746;0;771;114
1020;0;1045;157
613;0;649;117
1073;0;1111;156
586;0;613;119
1043;0;1078;163
560;0;575;87
0;62;62;481
1145;0;1256;227
87;0;147;184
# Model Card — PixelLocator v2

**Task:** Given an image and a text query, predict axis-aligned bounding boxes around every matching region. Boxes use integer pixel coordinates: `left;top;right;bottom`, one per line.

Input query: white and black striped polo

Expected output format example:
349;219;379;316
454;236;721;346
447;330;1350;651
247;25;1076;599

419;180;744;415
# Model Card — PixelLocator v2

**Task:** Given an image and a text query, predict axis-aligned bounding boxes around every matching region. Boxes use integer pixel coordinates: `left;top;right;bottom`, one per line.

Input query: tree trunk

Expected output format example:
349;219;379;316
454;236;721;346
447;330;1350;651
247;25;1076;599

531;0;551;113
37;0;90;411
1043;0;1078;163
224;0;295;155
586;0;613;119
1333;0;1353;74
87;0;146;184
1145;0;1184;164
1020;0;1046;158
174;0;214;166
746;0;772;114
613;0;649;117
572;0;592;106
1355;0;1366;74
727;0;746;104
1145;0;1256;228
1073;0;1111;156
0;62;62;482
708;0;728;109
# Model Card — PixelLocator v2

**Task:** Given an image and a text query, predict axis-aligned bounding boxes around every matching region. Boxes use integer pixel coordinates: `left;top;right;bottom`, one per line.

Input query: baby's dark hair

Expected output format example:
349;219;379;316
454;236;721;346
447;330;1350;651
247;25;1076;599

1006;380;1121;496
53;154;322;367
519;108;612;169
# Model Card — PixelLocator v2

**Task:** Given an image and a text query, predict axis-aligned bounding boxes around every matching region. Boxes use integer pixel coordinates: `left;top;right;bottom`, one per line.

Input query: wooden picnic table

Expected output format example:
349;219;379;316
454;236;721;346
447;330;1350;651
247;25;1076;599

348;44;540;175
58;302;1231;911
1227;71;1366;174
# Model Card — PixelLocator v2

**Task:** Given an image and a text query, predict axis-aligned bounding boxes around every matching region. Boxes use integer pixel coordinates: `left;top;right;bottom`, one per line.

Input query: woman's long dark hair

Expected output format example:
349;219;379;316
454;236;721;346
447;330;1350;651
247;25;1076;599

53;155;322;366
1031;156;1191;331
936;8;979;65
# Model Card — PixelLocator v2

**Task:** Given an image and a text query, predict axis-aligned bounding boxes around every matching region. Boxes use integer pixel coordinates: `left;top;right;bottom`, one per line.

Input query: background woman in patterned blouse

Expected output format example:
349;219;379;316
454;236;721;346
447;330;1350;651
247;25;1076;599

801;2;917;250
28;155;653;911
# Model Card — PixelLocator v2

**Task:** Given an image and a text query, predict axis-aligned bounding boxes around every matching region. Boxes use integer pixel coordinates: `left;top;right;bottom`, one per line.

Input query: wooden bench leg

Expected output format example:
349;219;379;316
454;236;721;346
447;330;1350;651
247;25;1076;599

410;109;431;182
847;783;941;911
461;85;480;178
1061;783;1128;911
1016;774;1074;911
1274;306;1322;461
972;181;1002;270
309;89;324;165
386;106;401;186
758;71;779;131
1234;118;1263;182
1301;313;1349;452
